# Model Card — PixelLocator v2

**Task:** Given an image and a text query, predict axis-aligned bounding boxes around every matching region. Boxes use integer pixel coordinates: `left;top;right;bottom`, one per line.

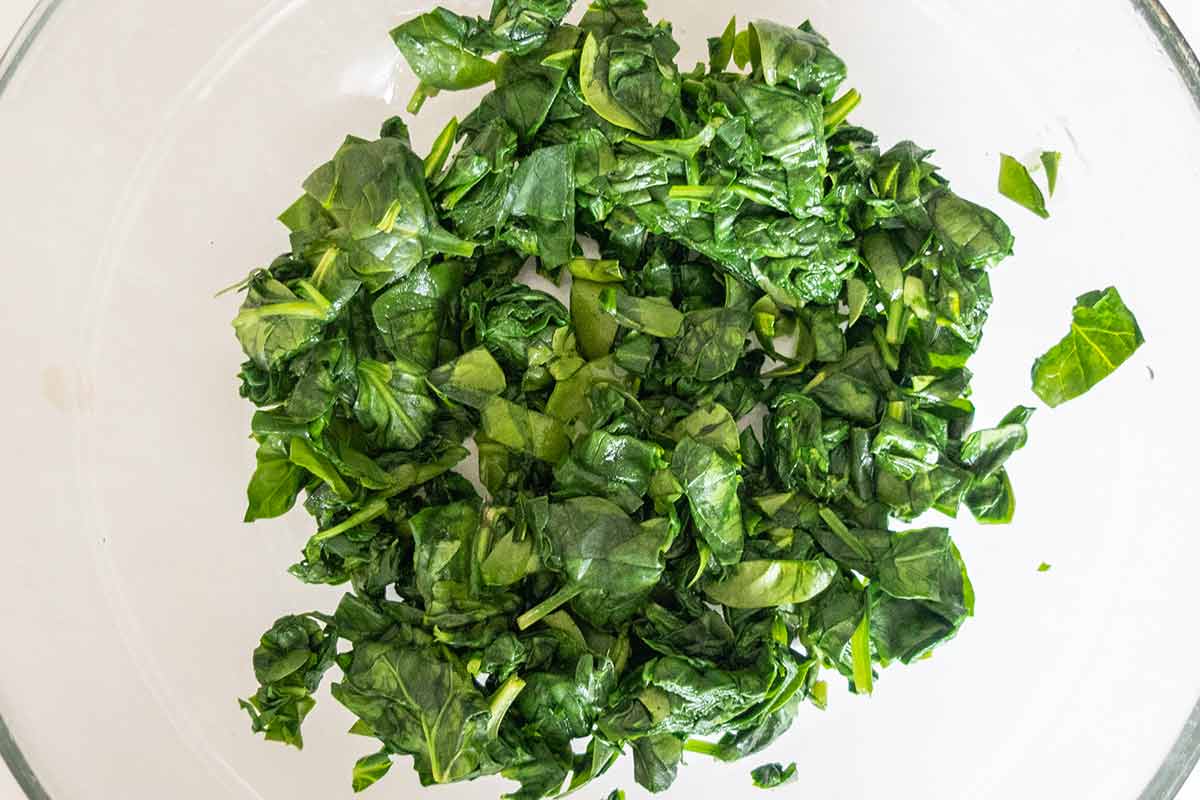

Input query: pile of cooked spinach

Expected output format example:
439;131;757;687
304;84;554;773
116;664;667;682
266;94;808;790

230;1;1143;795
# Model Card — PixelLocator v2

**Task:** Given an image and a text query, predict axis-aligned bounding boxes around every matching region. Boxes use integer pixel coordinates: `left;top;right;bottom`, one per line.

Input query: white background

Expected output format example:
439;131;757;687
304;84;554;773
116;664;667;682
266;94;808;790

0;1;1196;798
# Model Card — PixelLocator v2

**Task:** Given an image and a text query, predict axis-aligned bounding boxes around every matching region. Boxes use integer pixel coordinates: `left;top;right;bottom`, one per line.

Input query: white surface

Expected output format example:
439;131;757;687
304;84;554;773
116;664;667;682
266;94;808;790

1;1;1199;800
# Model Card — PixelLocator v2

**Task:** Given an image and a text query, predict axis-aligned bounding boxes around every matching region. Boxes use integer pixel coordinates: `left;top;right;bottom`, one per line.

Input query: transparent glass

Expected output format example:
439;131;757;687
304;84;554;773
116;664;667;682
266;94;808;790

2;1;1198;798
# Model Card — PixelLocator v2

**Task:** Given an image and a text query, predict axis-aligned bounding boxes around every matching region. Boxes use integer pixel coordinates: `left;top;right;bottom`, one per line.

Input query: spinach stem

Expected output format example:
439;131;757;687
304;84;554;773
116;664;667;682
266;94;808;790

516;584;586;630
850;597;874;695
682;739;723;758
487;675;527;738
422;227;477;258
311;498;389;543
823;88;862;130
235;301;326;322
667;185;717;202
819;506;871;561
407;81;438;115
294;279;331;313
885;298;906;344
424;116;459;179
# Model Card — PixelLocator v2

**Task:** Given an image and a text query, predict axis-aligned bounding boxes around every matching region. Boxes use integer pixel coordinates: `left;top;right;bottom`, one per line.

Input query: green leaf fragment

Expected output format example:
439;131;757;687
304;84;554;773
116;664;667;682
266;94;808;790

750;761;798;789
1032;287;1144;407
1040;150;1061;196
998;153;1049;219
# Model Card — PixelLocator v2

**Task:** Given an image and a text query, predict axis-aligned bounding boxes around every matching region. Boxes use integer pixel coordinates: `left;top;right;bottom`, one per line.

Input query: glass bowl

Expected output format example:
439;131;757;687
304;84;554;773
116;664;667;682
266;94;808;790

2;1;1198;798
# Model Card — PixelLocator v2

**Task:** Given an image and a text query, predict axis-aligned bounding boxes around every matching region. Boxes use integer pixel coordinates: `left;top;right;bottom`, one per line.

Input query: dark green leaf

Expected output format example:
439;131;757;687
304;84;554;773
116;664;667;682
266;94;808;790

331;637;500;785
523;497;676;628
391;9;498;91
239;614;338;750
926;189;1014;268
633;734;684;792
750;761;797;789
749;19;846;97
372;260;465;369
245;436;306;522
708;17;737;73
672;437;745;566
353;359;437;451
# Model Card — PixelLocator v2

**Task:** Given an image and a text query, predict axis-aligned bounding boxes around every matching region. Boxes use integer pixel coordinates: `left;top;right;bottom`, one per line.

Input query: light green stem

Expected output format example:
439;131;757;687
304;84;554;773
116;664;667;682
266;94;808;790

486;675;526;738
516;583;586;630
311;498;389;543
422;226;477;258
667;184;717;202
682;739;722;758
824;88;862;130
235;302;326;323
885;297;906;344
424;116;459;179
819;506;871;561
407;81;438;115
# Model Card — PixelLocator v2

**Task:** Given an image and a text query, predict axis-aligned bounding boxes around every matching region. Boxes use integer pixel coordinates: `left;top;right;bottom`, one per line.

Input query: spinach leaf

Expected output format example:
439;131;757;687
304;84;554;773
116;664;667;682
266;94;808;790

475;1;575;55
392;9;498;101
571;279;620;360
302;136;475;289
704;558;837;608
601;287;684;337
331;636;501;785
998;153;1049;219
428;347;508;408
351;750;393;792
372;260;464;369
672;436;745;566
522;497;675;628
353;358;437;451
708;16;737;73
239;614;338;749
466;24;580;139
465;285;568;374
245;436;306;522
671;307;753;381
964;469;1015;524
480;396;570;463
958;406;1033;479
232;273;325;369
632;733;684;792
1031;287;1144;407
926;189;1014;268
749;19;845;97
750;761;797;789
579;19;680;137
555;430;667;512
504;144;576;269
871;528;974;663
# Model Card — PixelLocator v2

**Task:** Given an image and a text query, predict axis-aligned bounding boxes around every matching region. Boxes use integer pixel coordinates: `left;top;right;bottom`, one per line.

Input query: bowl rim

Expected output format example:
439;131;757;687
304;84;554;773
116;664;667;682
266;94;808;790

1;1;1197;799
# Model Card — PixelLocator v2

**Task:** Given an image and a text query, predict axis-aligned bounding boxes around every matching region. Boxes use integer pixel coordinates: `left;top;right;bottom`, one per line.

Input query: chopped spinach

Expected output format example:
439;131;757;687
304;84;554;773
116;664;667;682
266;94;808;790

227;4;1145;797
750;761;798;789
